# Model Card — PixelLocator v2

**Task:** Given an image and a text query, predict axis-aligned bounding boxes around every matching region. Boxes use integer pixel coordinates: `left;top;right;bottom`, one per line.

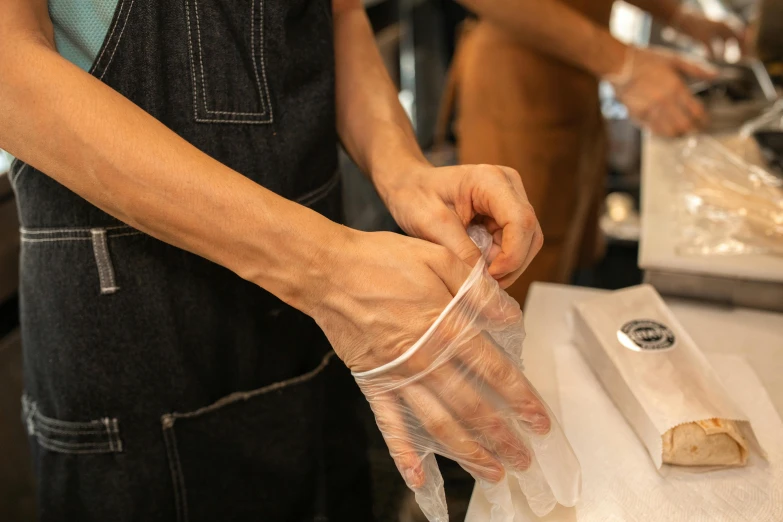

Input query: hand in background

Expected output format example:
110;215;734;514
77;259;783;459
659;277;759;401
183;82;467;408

672;8;746;59
609;47;717;137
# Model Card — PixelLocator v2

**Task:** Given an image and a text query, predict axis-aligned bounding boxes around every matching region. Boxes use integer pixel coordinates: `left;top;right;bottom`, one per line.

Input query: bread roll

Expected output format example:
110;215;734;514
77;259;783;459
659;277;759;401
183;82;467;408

663;419;748;467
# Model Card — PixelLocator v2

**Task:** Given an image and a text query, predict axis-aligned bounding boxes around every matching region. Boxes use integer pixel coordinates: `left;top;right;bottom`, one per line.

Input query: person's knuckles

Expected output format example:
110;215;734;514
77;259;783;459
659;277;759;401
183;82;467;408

485;418;532;469
462;444;505;482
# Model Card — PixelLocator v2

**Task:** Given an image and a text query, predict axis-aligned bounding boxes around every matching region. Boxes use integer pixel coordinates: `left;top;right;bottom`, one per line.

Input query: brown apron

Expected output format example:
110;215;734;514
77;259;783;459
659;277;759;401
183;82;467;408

440;1;614;305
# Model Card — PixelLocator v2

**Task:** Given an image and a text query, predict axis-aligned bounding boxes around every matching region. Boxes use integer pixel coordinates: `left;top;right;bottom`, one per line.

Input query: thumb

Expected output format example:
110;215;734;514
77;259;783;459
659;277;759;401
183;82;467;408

431;216;483;268
670;54;718;80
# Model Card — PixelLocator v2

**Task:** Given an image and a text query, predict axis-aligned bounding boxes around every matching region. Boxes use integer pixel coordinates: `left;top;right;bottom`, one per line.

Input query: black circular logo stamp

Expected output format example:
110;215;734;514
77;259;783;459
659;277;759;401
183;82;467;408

618;320;676;351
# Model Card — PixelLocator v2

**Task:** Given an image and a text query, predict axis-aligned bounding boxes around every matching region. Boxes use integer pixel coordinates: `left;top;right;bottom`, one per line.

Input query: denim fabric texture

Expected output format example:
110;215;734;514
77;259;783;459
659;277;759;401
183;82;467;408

13;0;373;520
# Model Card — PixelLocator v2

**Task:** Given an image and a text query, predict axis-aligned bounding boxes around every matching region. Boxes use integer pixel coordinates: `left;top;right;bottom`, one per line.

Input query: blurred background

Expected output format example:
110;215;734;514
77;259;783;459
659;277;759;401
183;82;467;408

2;0;782;521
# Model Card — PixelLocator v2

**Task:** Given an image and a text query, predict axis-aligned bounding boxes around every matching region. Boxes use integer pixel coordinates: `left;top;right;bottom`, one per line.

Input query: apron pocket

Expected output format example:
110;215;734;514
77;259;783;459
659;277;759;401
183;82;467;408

161;352;334;522
185;0;273;124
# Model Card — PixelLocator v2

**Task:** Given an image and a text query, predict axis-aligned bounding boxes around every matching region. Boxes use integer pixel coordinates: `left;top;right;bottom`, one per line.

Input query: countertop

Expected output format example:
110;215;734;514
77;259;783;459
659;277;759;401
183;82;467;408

464;282;783;522
638;133;783;283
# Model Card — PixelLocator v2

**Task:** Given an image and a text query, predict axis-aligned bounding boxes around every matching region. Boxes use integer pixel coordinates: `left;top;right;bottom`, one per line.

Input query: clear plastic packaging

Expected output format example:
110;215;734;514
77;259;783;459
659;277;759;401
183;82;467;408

675;135;783;257
353;226;581;522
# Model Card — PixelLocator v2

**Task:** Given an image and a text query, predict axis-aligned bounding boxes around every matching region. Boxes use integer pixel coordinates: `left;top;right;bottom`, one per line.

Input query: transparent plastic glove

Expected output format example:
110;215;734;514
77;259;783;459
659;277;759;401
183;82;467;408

353;226;581;522
606;46;717;137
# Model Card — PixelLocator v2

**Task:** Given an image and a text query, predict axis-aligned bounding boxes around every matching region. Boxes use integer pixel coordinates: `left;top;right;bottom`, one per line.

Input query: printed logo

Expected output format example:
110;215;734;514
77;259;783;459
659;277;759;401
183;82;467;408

617;320;676;352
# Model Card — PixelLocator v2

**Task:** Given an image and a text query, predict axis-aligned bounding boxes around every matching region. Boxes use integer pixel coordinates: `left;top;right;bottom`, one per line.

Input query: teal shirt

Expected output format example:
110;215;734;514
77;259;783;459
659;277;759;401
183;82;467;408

49;0;119;72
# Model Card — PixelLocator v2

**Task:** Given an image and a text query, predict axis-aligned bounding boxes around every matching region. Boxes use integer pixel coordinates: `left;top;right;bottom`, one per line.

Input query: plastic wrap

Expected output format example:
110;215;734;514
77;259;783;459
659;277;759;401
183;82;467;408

353;226;581;522
675;135;783;256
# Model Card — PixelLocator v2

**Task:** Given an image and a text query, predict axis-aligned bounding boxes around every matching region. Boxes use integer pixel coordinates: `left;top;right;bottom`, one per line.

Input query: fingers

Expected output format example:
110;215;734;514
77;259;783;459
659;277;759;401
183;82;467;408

642;82;708;138
466;166;541;280
679;90;708;129
371;393;427;488
399;383;506;482
670;54;718;80
423;358;533;471
416;204;484;268
410;454;449;522
461;334;551;435
426;245;474;297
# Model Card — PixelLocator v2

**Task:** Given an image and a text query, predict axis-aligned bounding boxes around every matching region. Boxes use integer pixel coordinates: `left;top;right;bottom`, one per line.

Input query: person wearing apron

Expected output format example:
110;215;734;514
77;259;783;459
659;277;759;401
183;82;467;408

442;0;743;305
0;1;547;521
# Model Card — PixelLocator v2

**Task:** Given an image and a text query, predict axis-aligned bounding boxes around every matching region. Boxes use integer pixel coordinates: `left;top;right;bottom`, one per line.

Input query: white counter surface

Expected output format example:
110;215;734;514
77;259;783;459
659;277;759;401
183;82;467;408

465;283;783;522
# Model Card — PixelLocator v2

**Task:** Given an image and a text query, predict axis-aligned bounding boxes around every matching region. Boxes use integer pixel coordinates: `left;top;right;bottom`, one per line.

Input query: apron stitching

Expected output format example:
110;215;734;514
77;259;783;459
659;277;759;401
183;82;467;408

34;437;112;450
32;422;106;435
91;229;120;295
112;418;123;452
296;172;340;207
8;161;30;185
257;0;275;121
187;0;272;123
185;0;200;125
103;418;114;452
169;351;335;421
21;225;134;234
21;237;92;243
34;436;117;454
193;117;275;125
92;0;126;74
108;231;144;239
192;0;267;117
99;0;136;81
162;422;188;522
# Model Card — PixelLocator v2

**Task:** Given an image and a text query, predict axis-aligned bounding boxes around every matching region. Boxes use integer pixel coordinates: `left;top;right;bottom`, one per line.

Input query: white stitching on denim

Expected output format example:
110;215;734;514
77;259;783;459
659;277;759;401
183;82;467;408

103;418;114;452
169;351;334;421
162;419;186;522
91;229;120;295
21;225;132;234
296;172;340;207
34;422;106;436
185;0;200;126
23;396;123;454
34;435;115;455
21;237;92;243
99;0;136;81
91;0;125;75
187;0;273;123
113;418;123;452
8;161;30;185
193;117;274;124
110;231;144;239
257;0;273;120
193;0;266;116
171;432;189;522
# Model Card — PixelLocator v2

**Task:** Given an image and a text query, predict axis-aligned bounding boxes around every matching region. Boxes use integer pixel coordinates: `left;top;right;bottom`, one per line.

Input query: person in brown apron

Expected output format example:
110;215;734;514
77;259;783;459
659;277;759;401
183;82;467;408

441;0;744;305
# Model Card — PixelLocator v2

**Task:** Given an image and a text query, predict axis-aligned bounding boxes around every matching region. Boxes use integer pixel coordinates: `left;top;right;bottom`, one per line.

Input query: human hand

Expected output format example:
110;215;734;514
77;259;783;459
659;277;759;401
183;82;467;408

671;7;745;59
377;163;543;289
313;226;579;521
608;47;718;137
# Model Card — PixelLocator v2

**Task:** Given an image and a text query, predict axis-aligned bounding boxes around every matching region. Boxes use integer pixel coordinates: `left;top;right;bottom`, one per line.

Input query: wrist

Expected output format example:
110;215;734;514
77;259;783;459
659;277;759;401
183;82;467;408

238;198;351;317
370;147;431;208
587;27;630;79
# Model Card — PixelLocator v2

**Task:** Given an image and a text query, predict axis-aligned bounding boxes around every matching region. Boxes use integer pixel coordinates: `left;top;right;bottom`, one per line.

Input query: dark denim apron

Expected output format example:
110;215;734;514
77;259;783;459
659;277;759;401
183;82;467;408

10;1;373;521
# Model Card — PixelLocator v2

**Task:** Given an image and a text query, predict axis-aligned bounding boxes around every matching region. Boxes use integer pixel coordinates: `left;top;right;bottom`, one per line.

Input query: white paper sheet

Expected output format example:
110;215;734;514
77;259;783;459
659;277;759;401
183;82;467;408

572;285;764;468
555;347;783;521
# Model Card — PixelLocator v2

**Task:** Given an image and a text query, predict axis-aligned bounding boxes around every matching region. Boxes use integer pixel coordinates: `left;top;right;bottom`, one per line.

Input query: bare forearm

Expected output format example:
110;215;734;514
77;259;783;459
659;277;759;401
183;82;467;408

0;39;337;312
333;3;428;202
458;0;627;77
